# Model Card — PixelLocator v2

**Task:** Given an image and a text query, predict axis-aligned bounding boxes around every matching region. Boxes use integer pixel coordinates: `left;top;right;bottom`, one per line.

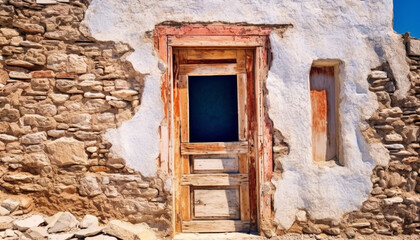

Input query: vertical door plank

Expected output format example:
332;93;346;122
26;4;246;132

179;49;191;225
237;73;247;141
173;49;183;233
255;45;273;231
179;75;189;142
239;154;250;221
310;90;328;162
181;154;191;221
236;49;246;73
245;49;257;227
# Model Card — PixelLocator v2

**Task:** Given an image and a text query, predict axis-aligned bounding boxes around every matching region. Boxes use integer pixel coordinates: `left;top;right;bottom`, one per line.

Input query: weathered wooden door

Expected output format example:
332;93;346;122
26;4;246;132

174;49;256;233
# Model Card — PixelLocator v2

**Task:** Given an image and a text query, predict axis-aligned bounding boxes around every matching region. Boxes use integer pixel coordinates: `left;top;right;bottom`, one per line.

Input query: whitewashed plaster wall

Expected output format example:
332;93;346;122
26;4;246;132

83;0;410;230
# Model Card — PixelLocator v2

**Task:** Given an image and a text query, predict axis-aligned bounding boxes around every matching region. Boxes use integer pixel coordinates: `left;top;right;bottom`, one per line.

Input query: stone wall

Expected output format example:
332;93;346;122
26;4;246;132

0;0;171;236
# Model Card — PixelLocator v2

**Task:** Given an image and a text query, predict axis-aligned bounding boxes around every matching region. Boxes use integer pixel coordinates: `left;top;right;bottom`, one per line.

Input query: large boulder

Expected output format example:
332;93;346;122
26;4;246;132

46;137;88;166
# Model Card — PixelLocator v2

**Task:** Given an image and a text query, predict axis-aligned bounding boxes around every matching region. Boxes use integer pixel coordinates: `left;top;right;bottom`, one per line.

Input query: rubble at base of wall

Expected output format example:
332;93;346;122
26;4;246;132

0;210;157;240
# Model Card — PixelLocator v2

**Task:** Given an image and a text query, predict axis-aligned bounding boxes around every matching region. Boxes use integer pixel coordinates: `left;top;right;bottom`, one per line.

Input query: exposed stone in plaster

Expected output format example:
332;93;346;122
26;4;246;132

83;0;411;230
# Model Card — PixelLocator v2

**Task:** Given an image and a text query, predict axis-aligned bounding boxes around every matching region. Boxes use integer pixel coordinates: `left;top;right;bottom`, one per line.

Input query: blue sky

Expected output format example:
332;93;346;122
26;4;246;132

393;0;420;38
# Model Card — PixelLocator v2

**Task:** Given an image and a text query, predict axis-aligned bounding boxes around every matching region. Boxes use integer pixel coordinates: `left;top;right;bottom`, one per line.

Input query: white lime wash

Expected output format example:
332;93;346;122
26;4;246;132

83;0;410;230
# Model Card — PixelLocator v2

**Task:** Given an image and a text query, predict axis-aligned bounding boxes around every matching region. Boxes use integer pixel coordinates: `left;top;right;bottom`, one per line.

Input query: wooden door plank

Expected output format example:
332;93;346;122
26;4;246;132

181;155;191;221
310;90;328;162
186;49;237;60
236;49;246;72
240;183;250;221
193;156;239;173
245;49;258;227
239;154;250;221
237;73;247;141
193;188;240;219
255;45;273;230
173;49;183;233
181;174;248;186
182;220;250;233
181;142;248;155
179;63;239;75
179;75;189;142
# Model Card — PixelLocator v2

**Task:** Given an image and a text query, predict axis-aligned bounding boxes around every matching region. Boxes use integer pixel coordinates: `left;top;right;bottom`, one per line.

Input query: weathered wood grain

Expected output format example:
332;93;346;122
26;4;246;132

193;188;240;219
193;157;239;173
182;220;250;233
181;174;248;186
181;142;248;155
179;63;239;75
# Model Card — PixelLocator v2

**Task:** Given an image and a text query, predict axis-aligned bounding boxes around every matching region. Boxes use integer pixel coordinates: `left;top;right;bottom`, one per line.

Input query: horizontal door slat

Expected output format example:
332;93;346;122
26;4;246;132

181;141;248;155
181;174;248;186
182;220;250;233
186;49;237;60
179;63;239;75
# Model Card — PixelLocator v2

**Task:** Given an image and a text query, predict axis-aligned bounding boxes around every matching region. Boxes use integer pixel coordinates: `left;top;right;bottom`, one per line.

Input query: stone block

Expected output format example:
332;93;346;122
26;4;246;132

3;173;33;182
74;226;104;237
24;49;46;65
23;153;50;168
80;214;99;229
23;114;56;129
0;216;14;230
79;175;102;197
103;220;156;240
25;227;49;240
86;235;117;240
47;211;79;233
383;197;403;205
9;71;31;80
370;70;387;79
67;54;87;73
13;214;45;231
1;199;19;212
0;206;10;216
408;38;420;56
47;53;68;72
31;78;50;91
0;108;20;122
0;134;18;142
0;28;19;38
21;132;47;145
48;233;75;240
46;137;88;166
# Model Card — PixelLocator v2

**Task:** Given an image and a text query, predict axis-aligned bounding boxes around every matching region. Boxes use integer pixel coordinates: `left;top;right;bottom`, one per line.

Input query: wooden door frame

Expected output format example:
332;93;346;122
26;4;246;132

154;24;273;236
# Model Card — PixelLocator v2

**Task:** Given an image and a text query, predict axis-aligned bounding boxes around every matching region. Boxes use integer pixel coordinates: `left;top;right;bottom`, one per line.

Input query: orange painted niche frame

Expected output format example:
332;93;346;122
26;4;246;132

154;24;274;235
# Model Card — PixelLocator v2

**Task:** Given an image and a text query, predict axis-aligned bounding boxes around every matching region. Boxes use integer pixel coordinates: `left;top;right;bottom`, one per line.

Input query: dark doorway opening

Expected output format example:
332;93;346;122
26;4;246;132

188;75;238;142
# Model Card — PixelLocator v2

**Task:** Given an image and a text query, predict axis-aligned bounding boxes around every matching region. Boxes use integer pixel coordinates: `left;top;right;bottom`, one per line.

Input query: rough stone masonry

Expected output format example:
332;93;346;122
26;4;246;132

0;0;418;239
